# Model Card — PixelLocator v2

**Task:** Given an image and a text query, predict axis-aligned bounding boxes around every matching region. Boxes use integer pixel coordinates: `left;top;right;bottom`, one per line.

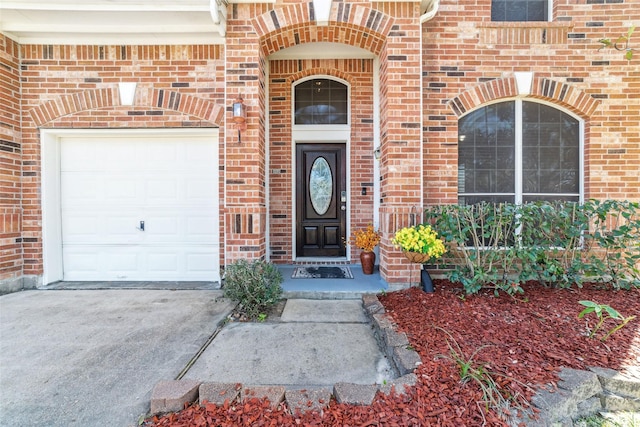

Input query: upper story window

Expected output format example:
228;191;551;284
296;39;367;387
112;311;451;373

491;0;548;21
294;79;348;125
458;100;582;205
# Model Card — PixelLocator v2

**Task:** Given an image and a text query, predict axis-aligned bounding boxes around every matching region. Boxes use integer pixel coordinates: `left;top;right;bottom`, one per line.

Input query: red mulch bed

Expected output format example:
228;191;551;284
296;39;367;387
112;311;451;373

144;281;639;426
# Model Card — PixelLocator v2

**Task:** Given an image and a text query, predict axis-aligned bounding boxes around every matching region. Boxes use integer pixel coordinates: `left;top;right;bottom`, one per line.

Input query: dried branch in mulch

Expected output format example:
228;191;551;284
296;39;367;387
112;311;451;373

145;281;639;427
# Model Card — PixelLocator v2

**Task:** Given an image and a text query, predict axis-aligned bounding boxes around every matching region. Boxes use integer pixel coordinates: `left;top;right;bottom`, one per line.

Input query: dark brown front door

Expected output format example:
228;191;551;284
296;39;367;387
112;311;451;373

296;143;346;257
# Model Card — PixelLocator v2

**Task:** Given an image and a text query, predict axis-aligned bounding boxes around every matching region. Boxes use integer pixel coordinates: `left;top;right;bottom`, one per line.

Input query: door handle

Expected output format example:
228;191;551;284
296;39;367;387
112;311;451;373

137;220;145;231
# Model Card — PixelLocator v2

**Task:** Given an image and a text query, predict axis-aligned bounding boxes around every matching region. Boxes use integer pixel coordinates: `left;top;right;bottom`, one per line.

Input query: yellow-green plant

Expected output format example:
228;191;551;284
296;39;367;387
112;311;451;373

578;300;636;341
392;224;446;259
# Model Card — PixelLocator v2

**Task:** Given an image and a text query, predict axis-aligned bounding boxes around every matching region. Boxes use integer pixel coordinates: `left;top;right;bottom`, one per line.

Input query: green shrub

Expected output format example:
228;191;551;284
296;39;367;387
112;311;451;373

223;259;283;320
518;201;589;289
583;199;640;290
424;202;522;295
423;200;640;295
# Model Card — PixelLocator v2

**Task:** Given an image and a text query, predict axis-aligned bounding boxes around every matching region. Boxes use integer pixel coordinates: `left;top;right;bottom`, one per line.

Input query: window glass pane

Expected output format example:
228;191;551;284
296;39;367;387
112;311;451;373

506;1;527;21
459;195;515;205
528;1;547;21
294;79;348;125
524;195;579;203
522;101;579;197
458;101;580;205
492;0;548;22
491;1;506;21
458;101;515;196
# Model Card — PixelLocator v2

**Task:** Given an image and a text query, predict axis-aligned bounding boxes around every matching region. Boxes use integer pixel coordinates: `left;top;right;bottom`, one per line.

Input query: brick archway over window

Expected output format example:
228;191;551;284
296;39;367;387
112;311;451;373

448;76;601;119
252;3;393;56
29;87;224;127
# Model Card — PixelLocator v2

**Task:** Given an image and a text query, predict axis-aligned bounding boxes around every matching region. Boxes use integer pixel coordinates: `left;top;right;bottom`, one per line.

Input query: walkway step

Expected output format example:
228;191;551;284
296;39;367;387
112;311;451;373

280;299;368;323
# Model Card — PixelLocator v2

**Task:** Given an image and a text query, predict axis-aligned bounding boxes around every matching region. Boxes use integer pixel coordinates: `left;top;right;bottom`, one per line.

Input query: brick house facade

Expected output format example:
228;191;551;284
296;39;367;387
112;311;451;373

1;0;638;293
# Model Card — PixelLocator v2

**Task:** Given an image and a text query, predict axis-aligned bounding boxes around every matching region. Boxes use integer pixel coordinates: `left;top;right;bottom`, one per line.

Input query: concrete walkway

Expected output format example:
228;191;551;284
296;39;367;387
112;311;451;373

183;299;391;387
0;289;386;427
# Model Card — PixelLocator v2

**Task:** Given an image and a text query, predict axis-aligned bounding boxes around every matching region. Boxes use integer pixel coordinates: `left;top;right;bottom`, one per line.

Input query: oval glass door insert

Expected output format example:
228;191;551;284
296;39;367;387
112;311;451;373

309;157;333;215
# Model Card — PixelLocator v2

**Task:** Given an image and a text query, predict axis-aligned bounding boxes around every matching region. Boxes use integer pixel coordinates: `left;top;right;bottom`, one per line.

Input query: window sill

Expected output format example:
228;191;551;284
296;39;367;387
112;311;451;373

478;22;573;46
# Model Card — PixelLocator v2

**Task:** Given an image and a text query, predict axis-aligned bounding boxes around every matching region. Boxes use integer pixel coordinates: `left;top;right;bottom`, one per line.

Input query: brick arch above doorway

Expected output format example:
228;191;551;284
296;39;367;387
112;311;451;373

29;87;224;127
253;3;393;56
448;76;601;119
286;68;354;86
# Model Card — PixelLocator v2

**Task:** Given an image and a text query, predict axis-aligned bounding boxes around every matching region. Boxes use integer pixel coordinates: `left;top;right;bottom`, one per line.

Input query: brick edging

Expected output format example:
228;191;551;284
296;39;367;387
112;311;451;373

148;294;638;422
148;294;421;417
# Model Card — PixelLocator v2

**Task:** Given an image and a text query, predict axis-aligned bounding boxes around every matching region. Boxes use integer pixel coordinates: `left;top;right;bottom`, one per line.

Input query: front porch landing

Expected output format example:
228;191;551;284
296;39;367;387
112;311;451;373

279;265;389;299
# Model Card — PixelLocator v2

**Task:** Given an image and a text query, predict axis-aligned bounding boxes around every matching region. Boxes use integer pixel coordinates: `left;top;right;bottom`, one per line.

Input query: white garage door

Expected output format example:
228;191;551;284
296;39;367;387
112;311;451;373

59;133;219;282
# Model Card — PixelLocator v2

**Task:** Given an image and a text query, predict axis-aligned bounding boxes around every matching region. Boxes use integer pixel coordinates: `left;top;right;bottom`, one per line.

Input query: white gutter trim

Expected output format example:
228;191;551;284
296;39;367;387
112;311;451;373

210;0;227;36
420;0;439;23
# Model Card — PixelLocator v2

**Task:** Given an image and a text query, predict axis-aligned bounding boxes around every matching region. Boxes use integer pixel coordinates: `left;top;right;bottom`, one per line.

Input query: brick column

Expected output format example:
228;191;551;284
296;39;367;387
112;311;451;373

0;35;24;292
224;4;268;263
377;3;423;286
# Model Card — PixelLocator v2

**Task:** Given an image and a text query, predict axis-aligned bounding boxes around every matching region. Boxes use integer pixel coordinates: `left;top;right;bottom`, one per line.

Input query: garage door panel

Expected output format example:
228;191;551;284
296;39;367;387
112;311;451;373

60;134;219;282
147;178;179;203
185;252;218;272
107;252;141;273
61;175;101;203
186;217;217;241
186;179;217;202
185;141;216;166
62;212;142;244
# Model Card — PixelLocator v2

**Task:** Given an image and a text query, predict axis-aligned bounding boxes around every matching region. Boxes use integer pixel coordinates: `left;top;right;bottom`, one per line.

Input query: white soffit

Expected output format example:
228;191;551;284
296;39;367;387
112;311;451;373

0;0;229;45
269;42;375;60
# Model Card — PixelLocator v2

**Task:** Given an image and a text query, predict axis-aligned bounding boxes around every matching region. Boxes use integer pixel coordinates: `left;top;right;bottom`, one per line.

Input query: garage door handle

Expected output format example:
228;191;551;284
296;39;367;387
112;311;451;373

137;221;145;231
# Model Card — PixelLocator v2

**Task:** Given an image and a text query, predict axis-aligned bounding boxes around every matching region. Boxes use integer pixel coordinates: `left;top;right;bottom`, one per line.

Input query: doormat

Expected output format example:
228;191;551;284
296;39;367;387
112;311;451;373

292;266;353;279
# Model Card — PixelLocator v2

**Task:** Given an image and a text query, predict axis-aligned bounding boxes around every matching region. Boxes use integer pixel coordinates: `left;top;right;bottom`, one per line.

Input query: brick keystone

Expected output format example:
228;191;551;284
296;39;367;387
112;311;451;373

333;382;378;405
199;382;241;405
150;380;201;415
285;388;332;414
242;385;286;409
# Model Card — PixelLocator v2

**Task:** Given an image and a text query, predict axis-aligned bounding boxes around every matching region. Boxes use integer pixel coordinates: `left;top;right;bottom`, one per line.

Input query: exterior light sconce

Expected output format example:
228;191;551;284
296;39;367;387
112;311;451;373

373;146;381;160
232;96;246;143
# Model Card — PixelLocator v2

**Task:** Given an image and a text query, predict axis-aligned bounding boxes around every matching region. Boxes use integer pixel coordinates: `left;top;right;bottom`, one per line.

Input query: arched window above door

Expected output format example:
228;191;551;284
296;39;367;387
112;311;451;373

294;78;348;125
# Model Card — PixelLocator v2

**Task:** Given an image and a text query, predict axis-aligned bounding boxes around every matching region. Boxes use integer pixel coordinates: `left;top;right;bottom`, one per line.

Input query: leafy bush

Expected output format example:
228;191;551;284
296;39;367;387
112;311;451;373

424;202;521;295
223;259;283;320
583;199;640;289
518;201;589;288
423;200;640;295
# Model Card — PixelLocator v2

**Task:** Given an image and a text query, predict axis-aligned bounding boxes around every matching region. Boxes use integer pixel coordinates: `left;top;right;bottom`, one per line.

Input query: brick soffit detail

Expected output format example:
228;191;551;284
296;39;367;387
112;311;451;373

252;2;393;57
29;87;224;127
449;76;601;119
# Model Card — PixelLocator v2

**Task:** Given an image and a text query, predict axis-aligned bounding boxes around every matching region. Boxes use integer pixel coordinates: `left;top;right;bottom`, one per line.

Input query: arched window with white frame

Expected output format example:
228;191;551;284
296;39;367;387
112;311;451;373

457;100;583;205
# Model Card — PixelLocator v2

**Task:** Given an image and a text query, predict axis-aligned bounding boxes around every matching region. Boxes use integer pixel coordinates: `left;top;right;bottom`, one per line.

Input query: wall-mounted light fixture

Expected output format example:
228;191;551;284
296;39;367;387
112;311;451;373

232;96;246;143
373;146;381;160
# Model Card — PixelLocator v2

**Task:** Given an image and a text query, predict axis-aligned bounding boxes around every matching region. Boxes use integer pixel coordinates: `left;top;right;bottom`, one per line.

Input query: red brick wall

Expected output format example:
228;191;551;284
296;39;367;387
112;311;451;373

0;35;22;289
422;0;640;205
3;0;636;289
223;3;271;263
17;44;226;279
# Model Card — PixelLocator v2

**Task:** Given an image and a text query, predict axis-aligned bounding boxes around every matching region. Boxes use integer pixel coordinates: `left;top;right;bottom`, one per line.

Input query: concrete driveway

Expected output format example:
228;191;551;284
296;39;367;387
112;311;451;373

0;289;234;427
